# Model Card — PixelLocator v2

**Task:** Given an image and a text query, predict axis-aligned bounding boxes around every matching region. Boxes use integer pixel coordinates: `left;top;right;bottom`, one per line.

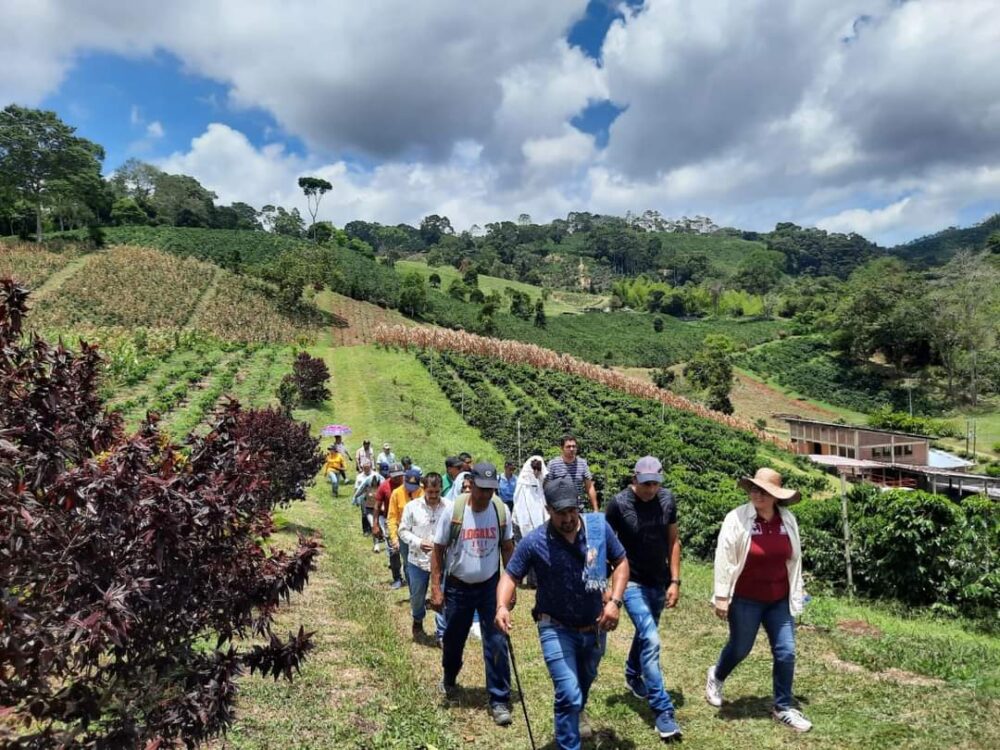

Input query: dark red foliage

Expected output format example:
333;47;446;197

0;279;323;748
290;351;330;404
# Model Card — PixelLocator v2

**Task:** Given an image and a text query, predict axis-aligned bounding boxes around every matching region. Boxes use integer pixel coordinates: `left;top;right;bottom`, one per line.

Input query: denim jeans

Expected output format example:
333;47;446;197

406;563;446;638
623;582;676;716
715;596;796;709
538;622;605;750
360;503;372;536
326;470;340;496
441;574;510;706
379;517;402;584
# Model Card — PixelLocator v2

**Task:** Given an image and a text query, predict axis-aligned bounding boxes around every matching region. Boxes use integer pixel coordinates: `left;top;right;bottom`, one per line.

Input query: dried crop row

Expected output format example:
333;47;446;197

28;246;213;331
190;275;305;343
375;324;786;448
0;242;82;289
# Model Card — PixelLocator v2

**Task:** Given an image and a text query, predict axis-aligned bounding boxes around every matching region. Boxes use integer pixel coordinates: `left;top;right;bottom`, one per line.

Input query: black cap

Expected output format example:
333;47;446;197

388;462;405;478
544;476;579;511
470;461;499;489
445;456;463;469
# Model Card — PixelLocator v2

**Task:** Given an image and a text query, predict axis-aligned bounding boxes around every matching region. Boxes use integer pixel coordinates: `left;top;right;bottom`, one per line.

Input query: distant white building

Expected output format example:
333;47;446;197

626;209;719;234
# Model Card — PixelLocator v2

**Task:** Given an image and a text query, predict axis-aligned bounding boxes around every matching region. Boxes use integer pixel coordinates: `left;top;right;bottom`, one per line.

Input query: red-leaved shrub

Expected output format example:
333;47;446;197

290;351;330;404
0;279;323;748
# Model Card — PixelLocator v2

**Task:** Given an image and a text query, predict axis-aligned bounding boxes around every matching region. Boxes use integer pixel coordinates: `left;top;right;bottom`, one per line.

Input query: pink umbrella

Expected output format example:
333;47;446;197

321;424;352;437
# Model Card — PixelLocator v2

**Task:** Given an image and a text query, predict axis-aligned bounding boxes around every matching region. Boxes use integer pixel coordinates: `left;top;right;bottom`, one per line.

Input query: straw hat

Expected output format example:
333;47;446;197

739;467;801;506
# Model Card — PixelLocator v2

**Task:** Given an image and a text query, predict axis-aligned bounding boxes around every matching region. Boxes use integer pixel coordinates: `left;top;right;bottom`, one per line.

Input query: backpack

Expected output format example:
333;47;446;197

448;492;509;546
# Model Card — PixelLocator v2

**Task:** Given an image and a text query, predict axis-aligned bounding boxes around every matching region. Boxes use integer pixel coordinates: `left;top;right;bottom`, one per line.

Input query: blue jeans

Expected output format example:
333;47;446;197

538;622;605;750
406;563;445;638
326;470;340;496
623;582;676;716
378;518;403;584
715;596;796;709
441;574;510;706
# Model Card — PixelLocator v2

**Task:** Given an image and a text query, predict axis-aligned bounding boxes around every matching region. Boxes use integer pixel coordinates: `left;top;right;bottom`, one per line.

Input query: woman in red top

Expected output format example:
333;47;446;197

705;468;812;733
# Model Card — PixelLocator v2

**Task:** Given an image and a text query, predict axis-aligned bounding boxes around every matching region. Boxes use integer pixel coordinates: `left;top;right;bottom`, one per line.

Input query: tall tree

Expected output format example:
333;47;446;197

297;176;332;238
0;105;104;241
419;214;454;245
929;251;1000;405
684;334;736;414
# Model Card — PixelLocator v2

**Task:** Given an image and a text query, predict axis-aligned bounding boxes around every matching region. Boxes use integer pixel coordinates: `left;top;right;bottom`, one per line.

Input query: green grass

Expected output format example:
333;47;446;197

396;259;603;315
219;343;1000;749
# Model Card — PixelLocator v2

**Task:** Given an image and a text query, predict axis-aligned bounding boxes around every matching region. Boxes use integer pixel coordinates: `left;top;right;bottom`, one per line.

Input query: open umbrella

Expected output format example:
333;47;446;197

321;424;352;437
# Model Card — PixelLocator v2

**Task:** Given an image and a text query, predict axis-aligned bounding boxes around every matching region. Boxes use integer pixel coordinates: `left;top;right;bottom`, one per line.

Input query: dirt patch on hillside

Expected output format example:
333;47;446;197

837;619;883;638
316;292;417;346
731;371;843;433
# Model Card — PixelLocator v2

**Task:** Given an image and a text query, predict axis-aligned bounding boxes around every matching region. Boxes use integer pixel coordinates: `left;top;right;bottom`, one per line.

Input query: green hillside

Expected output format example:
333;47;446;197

893;212;1000;267
396;258;606;314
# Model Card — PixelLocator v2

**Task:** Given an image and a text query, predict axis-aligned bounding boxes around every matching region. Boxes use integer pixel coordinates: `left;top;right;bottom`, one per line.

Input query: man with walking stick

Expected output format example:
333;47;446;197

495;477;630;750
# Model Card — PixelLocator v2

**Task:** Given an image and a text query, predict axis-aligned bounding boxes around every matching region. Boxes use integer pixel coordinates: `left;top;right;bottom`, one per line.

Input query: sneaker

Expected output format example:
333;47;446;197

655;711;682;740
372;542;381;553
705;666;724;707
490;702;513;726
579;710;593;741
438;679;458;702
772;707;812;732
390;579;403;590
470;621;482;640
625;673;648;700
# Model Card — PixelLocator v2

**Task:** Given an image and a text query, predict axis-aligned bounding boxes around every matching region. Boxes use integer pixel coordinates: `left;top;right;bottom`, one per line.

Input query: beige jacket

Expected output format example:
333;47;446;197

712;502;805;616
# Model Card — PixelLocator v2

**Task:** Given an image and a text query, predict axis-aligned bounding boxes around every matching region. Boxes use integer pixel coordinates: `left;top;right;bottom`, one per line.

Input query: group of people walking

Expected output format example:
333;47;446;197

322;435;812;749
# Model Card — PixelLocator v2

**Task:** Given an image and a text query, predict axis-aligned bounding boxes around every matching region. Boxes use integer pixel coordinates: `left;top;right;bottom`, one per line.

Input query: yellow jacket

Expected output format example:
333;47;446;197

322;452;346;475
388;484;423;544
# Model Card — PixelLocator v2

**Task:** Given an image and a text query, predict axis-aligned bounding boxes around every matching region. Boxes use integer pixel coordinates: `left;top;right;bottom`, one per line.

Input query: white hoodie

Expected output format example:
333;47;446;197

712;502;805;616
512;455;548;536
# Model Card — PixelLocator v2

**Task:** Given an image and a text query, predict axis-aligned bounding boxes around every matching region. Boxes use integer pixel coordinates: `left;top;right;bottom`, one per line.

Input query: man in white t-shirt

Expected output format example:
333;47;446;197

429;462;514;727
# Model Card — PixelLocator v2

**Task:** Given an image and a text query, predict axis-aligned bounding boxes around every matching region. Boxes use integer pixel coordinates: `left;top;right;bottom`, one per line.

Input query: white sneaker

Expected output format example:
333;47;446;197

772;707;812;732
705;666;724;707
470;621;482;641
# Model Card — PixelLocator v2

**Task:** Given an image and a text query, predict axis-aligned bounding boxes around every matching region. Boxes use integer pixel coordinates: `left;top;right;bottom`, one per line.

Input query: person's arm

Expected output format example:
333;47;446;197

429;543;447;611
666;522;682;608
388;495;402;547
494;572;519;635
713;512;737;619
585;478;599;512
398;506;419;549
596;555;630;630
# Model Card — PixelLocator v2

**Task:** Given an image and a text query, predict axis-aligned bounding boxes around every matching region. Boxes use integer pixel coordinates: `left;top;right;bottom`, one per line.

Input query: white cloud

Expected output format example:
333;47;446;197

3;0;1000;245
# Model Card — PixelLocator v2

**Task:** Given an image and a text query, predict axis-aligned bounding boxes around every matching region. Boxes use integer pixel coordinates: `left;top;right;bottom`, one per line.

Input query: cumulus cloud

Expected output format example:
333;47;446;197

3;0;1000;244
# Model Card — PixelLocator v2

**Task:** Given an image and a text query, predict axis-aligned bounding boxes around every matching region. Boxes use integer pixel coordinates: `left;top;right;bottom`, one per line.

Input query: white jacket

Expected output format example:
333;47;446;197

712;502;805;616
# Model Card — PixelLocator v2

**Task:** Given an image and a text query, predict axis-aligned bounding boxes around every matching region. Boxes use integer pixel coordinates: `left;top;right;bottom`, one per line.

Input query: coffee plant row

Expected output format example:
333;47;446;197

374;324;782;446
416;348;828;558
0;280;324;748
738;336;938;414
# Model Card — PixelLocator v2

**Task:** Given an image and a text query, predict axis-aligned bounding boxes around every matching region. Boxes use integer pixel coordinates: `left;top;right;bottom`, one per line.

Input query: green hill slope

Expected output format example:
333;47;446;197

893;212;1000;267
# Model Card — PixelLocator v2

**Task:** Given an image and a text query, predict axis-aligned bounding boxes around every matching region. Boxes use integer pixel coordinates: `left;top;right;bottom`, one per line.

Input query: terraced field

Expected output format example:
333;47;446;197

109;343;293;435
0;242;83;289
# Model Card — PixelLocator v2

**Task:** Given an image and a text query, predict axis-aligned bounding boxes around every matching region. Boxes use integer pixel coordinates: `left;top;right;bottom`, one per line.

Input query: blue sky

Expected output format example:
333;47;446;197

42;51;305;172
43;2;639;175
4;0;997;245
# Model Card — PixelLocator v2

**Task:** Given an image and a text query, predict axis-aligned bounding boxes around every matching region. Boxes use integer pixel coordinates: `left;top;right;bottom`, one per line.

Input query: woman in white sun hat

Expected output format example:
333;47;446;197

705;467;812;733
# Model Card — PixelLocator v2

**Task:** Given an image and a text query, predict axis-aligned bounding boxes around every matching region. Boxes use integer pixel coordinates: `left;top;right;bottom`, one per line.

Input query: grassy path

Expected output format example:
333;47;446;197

220;344;999;749
30;251;94;299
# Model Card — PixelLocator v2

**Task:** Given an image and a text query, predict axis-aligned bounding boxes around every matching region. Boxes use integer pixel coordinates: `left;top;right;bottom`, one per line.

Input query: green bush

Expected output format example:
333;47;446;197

738;336;939;414
844;485;998;625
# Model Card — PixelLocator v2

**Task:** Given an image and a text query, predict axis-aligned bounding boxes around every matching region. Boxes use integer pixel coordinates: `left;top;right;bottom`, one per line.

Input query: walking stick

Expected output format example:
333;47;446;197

506;633;538;750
